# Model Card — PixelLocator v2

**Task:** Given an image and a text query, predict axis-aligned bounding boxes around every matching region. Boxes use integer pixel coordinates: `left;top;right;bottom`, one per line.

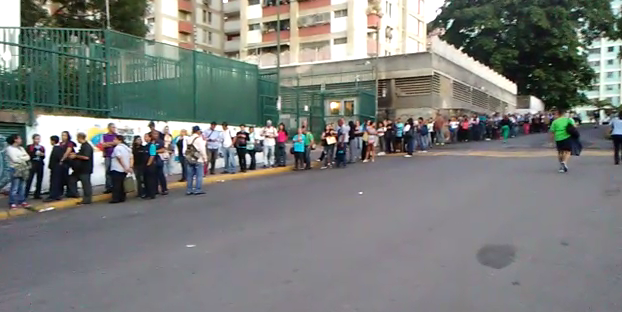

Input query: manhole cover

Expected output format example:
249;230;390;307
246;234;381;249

476;244;516;269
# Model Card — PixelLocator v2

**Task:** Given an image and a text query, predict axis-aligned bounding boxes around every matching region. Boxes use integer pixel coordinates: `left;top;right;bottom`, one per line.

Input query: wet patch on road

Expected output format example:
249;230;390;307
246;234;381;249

476;244;516;269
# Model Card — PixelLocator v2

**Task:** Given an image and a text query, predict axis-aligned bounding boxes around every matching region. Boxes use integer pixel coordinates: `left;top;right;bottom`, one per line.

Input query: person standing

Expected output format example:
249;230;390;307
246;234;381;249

176;129;188;182
59;131;78;198
110;135;133;203
403;118;415;157
161;126;173;177
132;135;148;198
302;125;314;170
6;134;31;209
143;133;158;200
500;115;511;143
262;120;277;168
247;126;259;170
417;117;429;153
292;128;306;170
68;133;93;205
384;119;395;154
204;122;222;175
364;121;377;162
394;118;404;152
150;129;169;195
185;126;208;195
101;123;117;194
376;122;386;156
550;109;576;173
434;114;446;146
320;124;336;169
44;136;64;202
25;134;45;199
222;122;237;174
233;124;249;172
609;110;622;165
276;123;288;167
336;118;350;168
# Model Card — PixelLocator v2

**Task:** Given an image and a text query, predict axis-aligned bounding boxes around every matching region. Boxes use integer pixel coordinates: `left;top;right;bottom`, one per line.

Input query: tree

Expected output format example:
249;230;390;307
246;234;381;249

22;0;148;37
428;0;619;110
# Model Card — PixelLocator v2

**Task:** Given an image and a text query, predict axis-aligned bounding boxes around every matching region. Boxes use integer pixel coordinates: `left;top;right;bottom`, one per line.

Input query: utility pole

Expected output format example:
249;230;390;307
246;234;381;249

375;22;380;121
105;0;111;29
276;0;281;108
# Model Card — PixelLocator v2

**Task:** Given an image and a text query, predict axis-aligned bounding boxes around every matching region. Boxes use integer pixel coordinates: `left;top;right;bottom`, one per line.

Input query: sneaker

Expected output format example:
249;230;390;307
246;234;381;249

363;159;369;163
9;204;18;210
561;162;568;173
404;155;412;158
21;202;31;209
421;150;428;153
320;166;327;169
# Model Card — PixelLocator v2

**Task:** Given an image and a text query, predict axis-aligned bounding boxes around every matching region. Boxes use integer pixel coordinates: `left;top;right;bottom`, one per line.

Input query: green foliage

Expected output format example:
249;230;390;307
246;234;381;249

20;0;148;37
429;0;619;109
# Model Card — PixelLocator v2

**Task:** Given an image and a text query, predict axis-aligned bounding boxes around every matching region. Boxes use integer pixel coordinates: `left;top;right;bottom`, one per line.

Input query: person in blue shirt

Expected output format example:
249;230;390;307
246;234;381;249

292;128;306;170
143;133;158;199
395;118;404;152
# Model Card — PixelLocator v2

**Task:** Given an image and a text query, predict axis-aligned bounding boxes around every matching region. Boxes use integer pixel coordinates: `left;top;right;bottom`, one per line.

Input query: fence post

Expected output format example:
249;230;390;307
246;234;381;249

28;71;34;126
192;51;198;120
295;76;300;129
104;30;111;117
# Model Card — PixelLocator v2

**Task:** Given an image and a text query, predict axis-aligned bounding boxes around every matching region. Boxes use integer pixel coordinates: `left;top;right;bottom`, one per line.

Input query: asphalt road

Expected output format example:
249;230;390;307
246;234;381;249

1;131;621;312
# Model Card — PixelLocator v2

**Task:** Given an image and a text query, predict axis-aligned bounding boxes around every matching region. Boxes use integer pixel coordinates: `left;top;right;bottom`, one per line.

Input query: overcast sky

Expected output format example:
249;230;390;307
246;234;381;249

425;0;444;23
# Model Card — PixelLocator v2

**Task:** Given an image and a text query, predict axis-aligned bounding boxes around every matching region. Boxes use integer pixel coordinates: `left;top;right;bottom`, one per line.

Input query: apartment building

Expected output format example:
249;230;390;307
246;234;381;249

223;0;426;66
145;0;225;53
579;0;622;118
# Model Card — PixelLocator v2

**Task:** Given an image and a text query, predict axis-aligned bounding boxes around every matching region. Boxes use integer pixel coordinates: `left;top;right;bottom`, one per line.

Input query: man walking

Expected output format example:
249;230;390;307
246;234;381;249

101;123;117;194
550;109;575;173
262;120;277;168
68;133;93;204
204;122;222;175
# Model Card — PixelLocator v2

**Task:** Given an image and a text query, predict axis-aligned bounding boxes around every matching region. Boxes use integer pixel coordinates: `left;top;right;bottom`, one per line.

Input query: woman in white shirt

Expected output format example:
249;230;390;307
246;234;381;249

5;134;31;209
110;135;133;204
610;111;622;165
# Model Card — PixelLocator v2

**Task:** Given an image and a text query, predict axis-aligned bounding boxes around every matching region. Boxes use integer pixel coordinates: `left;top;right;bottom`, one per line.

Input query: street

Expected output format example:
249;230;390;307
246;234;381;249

1;128;621;312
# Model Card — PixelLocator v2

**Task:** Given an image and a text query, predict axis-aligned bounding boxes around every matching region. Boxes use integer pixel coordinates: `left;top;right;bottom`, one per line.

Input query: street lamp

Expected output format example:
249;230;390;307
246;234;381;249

105;0;111;29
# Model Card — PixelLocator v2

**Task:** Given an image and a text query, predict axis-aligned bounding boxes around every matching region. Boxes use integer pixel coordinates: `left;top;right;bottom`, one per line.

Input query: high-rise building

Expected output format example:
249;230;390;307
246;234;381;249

579;0;622;118
222;0;426;66
145;0;225;53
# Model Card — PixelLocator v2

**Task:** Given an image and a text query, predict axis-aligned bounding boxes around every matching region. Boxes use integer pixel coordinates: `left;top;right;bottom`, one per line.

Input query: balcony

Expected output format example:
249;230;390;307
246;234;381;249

224;40;240;52
224;19;241;34
179;42;194;50
262;30;290;42
367;13;381;29
178;0;193;12
298;0;330;11
223;1;240;14
179;21;193;34
298;24;330;37
263;2;290;16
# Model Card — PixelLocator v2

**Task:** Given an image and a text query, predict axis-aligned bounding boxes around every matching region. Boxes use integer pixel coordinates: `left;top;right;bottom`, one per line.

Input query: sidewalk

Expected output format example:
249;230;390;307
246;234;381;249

0;149;323;220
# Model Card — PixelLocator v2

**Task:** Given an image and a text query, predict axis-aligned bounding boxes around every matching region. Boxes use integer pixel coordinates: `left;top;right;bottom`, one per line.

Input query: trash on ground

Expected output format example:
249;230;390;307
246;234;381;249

186;244;196;248
39;207;55;212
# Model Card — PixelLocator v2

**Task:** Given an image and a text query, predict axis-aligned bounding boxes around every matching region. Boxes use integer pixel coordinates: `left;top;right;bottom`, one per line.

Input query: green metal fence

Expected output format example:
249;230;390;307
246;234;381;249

0;27;277;125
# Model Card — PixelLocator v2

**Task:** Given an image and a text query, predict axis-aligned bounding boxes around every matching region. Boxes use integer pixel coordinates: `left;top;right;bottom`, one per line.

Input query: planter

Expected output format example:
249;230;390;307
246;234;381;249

367;13;381;29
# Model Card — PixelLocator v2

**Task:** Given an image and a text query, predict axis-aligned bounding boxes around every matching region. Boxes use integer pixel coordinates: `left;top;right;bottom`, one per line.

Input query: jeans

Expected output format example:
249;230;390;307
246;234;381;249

416;134;428;151
104;157;113;192
224;147;237;173
323;145;335;167
186;163;205;193
613;135;622;164
247;149;257;170
143;165;157;199
134;167;145;197
179;155;187;181
304;146;311;169
162;159;171;176
8;168;26;206
110;171;127;203
294;151;305;169
378;136;385;152
406;136;415;155
435;130;445;144
276;142;287;166
25;160;44;199
68;172;93;203
348;140;359;162
156;165;168;193
237;147;247;171
47;165;63;200
207;148;218;174
263;144;275;167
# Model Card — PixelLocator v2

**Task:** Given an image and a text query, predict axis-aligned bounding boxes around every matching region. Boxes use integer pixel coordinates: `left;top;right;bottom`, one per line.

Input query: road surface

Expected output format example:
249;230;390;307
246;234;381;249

1;128;620;312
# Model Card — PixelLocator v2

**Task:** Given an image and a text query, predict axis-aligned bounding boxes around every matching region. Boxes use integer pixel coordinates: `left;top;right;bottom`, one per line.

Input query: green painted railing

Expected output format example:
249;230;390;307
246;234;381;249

0;27;278;125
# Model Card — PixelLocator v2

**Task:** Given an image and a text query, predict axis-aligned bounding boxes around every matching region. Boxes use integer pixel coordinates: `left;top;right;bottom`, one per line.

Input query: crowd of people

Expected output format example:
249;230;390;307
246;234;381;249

7;109;615;209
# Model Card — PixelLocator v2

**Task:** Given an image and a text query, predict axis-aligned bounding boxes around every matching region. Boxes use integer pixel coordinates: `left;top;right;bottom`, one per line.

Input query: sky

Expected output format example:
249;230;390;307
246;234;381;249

425;0;445;23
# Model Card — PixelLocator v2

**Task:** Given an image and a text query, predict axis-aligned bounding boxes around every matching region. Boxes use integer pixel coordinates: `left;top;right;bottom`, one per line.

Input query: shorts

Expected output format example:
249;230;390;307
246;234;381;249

555;138;572;152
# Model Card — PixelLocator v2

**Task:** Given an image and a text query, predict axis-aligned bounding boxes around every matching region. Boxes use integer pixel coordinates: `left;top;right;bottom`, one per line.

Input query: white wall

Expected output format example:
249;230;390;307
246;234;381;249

16;115;266;193
247;4;262;19
161;18;179;39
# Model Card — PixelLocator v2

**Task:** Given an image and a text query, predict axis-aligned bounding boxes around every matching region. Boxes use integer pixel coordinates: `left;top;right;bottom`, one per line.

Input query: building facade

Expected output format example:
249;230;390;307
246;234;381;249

579;0;622;118
223;0;427;66
145;0;225;53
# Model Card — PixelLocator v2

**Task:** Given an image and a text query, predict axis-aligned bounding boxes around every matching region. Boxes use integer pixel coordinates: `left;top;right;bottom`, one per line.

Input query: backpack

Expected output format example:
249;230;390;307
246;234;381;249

185;137;201;165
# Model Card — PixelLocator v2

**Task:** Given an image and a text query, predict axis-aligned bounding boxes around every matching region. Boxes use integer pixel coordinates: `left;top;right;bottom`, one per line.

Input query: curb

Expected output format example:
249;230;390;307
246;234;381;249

0;165;301;221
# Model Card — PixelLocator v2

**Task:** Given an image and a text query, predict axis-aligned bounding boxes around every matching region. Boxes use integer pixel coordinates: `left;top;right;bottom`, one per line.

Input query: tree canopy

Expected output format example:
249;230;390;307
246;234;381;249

428;0;620;109
20;0;148;37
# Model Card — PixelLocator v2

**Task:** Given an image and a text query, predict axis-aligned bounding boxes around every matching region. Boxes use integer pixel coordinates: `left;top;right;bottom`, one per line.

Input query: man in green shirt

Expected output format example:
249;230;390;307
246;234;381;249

302;126;314;170
550;108;575;173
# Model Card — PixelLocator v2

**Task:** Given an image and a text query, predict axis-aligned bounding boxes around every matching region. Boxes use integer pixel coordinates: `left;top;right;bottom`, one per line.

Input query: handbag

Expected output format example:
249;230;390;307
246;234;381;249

124;174;136;193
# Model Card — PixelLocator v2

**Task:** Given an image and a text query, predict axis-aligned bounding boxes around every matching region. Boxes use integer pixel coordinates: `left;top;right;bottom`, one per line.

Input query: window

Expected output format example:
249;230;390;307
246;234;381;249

606;85;614;91
590;61;600;67
249;0;260;4
208;12;212;23
608;46;615;52
334;9;347;18
202;9;207;23
588;48;600;54
249;23;260;31
329;101;341;116
178;11;191;21
385;50;391;56
334;37;347;45
608;59;614;65
344;100;354;117
202;29;208;43
208;32;213;44
386;1;392;17
607;72;614;78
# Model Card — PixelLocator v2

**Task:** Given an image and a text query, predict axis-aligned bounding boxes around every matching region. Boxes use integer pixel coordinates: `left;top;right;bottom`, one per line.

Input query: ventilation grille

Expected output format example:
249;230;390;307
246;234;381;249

452;81;471;103
394;76;432;95
378;79;389;97
472;89;489;110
